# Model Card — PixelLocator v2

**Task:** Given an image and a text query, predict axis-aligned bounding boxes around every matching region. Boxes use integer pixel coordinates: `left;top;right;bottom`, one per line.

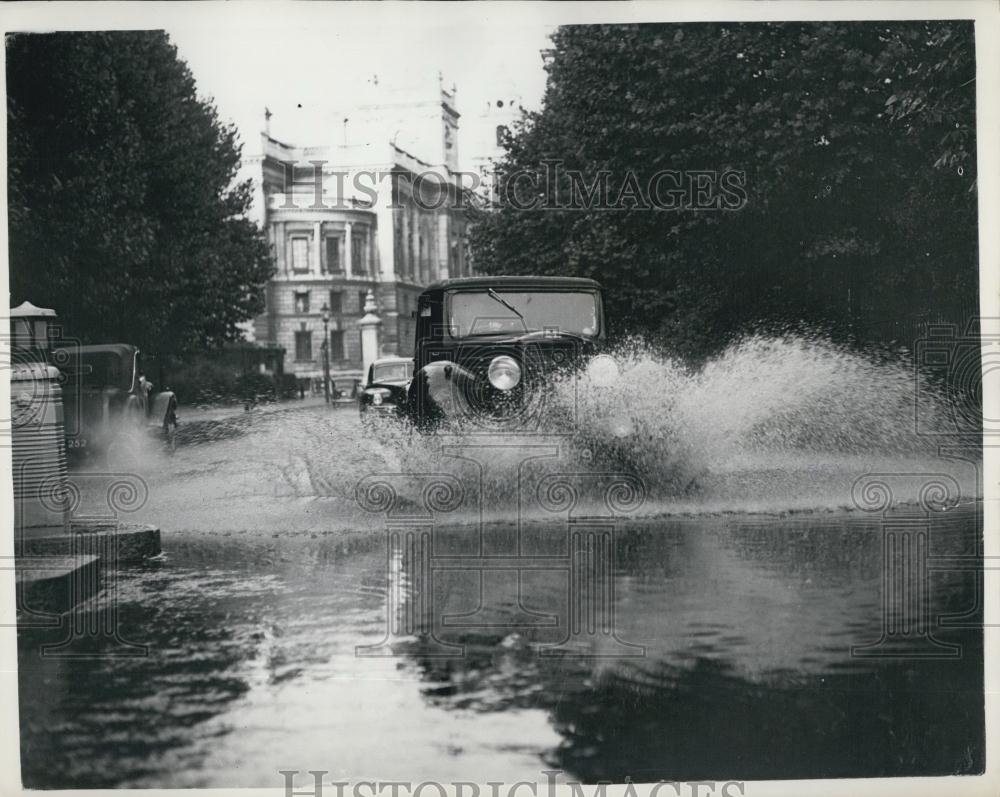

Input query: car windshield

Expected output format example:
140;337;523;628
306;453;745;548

447;290;600;339
373;362;411;382
69;351;134;391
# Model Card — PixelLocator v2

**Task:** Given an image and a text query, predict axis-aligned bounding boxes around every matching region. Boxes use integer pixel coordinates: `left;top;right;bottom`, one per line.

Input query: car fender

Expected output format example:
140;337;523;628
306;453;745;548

407;360;477;424
149;391;177;427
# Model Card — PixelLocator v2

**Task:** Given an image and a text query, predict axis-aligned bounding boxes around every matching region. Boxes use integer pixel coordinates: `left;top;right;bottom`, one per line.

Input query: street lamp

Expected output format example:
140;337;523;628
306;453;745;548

321;302;331;405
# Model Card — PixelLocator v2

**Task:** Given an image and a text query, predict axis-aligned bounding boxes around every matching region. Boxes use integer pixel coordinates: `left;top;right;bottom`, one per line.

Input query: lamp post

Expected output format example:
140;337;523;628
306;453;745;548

321;302;331;404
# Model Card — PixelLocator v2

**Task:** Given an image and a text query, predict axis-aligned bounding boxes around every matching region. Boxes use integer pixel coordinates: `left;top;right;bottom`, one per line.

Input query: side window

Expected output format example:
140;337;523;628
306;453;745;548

330;329;345;360
352;233;365;274
291;237;310;273
325;236;342;274
295;330;312;361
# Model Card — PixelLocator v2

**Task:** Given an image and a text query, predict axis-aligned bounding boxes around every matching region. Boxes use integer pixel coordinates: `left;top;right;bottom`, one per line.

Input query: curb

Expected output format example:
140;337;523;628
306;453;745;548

21;522;162;563
16;554;101;616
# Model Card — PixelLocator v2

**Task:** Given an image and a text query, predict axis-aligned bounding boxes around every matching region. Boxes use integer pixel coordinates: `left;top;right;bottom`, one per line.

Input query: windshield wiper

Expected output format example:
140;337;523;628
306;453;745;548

487;289;524;320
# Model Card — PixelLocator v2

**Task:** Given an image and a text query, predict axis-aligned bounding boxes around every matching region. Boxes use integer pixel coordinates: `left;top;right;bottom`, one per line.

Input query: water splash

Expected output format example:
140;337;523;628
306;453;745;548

118;334;978;532
561;335;932;459
544;333;974;510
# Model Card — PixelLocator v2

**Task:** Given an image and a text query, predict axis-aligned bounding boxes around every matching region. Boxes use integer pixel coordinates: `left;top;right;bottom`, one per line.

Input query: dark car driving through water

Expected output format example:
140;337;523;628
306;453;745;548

358;356;413;425
404;276;623;434
54;343;179;456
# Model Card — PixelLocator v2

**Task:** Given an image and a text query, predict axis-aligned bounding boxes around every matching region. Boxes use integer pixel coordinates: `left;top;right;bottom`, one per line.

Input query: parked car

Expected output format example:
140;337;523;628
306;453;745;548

359;356;413;424
404;276;615;431
54;343;179;455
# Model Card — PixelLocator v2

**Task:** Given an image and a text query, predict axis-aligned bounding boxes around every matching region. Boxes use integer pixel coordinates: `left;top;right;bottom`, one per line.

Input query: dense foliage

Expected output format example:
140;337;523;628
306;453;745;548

470;22;978;359
7;31;274;356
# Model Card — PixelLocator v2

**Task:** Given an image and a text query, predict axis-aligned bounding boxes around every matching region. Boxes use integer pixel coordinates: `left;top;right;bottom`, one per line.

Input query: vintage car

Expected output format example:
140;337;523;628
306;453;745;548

405;275;618;431
54;343;179;455
358;356;413;423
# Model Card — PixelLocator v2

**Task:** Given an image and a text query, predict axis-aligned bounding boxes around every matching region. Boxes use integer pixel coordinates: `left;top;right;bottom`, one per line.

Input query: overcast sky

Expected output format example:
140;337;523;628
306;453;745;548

167;17;555;170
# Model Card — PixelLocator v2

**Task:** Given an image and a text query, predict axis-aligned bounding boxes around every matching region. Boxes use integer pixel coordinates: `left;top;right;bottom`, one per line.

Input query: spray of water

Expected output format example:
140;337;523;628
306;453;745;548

388;333;974;515
118;333;977;533
548;333;977;510
561;334;936;464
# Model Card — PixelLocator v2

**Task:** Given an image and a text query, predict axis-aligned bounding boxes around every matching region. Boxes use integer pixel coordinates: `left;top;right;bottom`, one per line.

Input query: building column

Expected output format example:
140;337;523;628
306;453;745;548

410;209;420;283
437;213;449;281
344;221;353;278
400;208;410;281
376;202;393;280
313;221;322;274
274;222;286;274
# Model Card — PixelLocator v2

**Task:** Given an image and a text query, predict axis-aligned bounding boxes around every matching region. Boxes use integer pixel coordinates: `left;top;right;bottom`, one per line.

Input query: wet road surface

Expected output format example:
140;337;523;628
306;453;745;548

17;399;985;787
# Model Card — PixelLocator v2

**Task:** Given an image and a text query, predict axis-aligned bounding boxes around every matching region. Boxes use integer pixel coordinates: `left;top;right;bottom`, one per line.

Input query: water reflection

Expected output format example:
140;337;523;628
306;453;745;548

405;510;984;780
18;507;983;787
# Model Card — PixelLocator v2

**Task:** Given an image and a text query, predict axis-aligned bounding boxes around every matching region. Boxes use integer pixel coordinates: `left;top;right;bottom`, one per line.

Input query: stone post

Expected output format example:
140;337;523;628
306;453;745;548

358;290;382;377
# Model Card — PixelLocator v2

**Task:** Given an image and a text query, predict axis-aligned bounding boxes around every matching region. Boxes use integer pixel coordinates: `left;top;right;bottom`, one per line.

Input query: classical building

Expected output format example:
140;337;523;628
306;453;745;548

240;78;473;390
469;93;523;201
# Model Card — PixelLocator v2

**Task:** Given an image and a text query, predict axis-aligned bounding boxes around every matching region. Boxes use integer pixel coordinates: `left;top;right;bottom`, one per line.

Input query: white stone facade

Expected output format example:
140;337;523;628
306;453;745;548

240;79;473;383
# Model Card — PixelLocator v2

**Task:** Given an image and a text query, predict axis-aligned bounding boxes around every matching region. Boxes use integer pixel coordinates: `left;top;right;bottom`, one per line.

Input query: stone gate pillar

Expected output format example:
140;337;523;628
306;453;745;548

358;290;382;377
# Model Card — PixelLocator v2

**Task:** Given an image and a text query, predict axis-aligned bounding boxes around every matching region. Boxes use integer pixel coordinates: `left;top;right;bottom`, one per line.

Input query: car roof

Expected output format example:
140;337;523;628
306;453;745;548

54;343;138;357
422;275;602;293
372;356;412;366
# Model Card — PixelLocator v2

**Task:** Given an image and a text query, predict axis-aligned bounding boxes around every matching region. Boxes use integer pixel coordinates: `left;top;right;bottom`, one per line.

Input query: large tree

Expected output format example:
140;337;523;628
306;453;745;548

7;31;274;355
470;22;978;359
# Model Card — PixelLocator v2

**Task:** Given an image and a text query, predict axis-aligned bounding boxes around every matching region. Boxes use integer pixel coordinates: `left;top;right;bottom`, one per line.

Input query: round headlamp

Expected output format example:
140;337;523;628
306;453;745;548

372;392;383;406
586;354;620;387
488;355;522;391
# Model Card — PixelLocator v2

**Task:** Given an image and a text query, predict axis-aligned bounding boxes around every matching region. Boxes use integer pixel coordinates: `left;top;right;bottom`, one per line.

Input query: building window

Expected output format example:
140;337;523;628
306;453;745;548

496;124;509;147
352;232;364;274
294;330;312;361
291;237;310;273
294;291;310;314
325;236;342;274
330;330;345;361
328;291;342;314
358;291;368;312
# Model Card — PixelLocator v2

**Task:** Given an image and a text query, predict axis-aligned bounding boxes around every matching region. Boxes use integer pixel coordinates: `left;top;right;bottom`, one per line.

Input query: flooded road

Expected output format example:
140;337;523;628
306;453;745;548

16;339;987;787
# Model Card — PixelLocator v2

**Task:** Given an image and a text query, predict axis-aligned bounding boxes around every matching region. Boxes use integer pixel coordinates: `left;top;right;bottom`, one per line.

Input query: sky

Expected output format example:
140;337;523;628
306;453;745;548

166;16;555;171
